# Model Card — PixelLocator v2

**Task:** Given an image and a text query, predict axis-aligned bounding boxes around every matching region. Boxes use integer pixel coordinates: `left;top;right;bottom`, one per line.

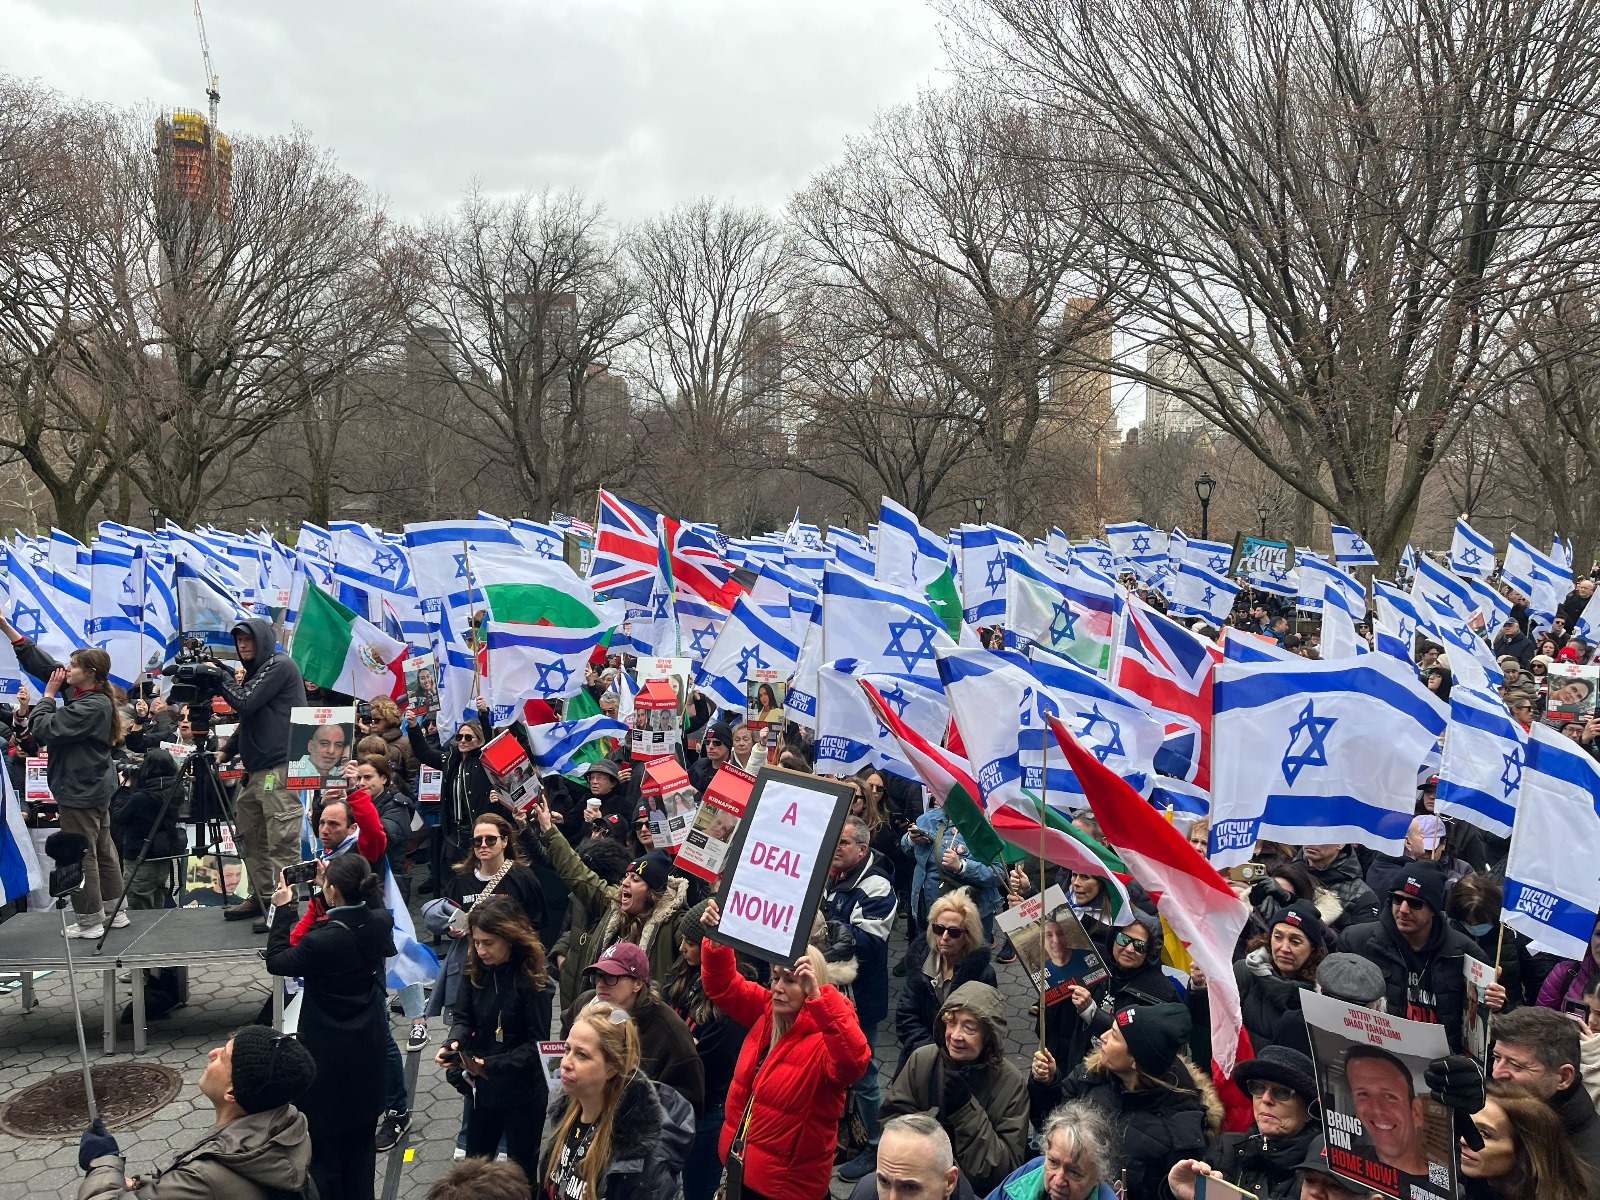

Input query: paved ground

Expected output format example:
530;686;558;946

0;903;1045;1200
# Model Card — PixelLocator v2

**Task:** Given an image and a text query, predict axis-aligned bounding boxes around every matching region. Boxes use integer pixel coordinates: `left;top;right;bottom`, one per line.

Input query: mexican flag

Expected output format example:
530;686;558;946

468;547;625;629
292;584;408;700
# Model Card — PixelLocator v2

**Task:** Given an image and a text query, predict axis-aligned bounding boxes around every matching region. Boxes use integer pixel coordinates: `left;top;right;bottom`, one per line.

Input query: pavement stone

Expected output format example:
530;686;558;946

0;892;1050;1200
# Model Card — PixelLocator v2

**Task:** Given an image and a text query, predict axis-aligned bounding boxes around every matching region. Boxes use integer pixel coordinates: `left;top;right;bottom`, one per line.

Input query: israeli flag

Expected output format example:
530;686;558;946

957;525;1008;625
821;568;952;693
508;519;566;561
784;604;825;725
5;545;87;672
1399;543;1418;582
693;596;800;712
1372;581;1421;661
402;519;521;618
1502;723;1600;959
0;768;45;906
1182;537;1235;576
675;596;725;664
938;647;1081;809
1463;576;1513;633
1105;522;1168;583
1170;559;1239;626
1436;686;1526;839
876;497;953;592
1414;591;1501;692
1320;585;1368;661
1573;587;1600;644
1503;533;1567;630
383;861;439;989
1411;555;1476;620
1073;540;1115;577
828;527;874;576
1449;518;1495;579
1330;524;1379;567
813;658;947;778
484;620;616;708
174;553;251;638
1210;655;1447;866
1027;647;1164;794
87;543;152;690
527;715;630;776
1148;775;1210;834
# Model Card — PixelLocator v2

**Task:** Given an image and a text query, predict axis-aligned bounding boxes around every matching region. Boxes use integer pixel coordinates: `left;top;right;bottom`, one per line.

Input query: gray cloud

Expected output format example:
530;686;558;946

1;0;948;220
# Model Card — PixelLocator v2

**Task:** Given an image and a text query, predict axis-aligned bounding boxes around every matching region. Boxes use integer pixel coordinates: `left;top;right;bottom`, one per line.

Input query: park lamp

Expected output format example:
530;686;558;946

974;495;986;524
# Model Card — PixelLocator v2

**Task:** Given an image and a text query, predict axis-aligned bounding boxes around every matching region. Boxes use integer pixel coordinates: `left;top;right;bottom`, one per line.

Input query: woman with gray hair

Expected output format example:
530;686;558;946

982;1101;1121;1200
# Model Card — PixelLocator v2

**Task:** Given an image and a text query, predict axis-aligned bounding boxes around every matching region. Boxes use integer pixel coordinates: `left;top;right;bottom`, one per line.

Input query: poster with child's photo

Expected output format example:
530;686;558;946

285;707;356;791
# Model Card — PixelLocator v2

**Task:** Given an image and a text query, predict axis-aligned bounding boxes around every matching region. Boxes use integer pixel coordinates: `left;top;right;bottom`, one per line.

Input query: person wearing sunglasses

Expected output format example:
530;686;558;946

1341;861;1492;1053
895;893;997;1077
1165;1045;1320;1200
1027;909;1177;1129
688;720;735;798
406;710;496;892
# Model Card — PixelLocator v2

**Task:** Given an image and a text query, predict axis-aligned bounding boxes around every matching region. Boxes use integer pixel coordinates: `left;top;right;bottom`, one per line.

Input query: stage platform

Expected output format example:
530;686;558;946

0;908;283;1055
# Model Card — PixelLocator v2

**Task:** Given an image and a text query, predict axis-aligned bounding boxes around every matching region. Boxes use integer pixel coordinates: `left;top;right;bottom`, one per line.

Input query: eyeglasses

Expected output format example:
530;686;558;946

930;922;966;940
1114;932;1150;952
1245;1080;1299;1103
1390;894;1428;910
457;733;478;744
703;738;725;748
472;835;501;846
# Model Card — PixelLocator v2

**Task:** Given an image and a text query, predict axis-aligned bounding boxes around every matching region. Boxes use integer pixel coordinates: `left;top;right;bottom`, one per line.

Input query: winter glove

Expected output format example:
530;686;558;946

78;1118;119;1171
1425;1054;1485;1151
1249;876;1293;908
939;1066;973;1118
823;920;857;964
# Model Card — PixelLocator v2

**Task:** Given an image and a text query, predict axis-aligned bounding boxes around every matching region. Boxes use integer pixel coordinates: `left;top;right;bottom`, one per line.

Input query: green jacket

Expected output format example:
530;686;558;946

540;824;687;1000
17;638;117;808
78;1105;311;1200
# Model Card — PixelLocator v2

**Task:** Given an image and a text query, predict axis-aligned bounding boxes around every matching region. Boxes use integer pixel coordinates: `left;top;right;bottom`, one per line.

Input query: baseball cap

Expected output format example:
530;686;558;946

583;941;650;981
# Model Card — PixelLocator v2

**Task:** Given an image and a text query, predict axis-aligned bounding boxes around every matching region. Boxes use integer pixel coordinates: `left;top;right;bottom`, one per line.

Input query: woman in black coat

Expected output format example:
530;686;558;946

895;893;996;1075
437;896;554;1184
265;852;395;1200
407;713;494;868
111;748;186;909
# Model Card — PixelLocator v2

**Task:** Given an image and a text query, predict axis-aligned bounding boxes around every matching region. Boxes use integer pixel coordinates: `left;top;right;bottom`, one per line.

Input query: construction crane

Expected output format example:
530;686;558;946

193;0;220;131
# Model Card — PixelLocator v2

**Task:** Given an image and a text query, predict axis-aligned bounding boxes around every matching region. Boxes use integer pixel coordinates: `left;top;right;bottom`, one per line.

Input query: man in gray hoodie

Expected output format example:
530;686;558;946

214;618;304;932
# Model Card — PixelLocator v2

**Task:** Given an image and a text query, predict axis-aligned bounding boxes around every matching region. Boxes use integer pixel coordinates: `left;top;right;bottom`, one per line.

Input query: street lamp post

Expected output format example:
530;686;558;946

974;496;986;525
1194;473;1215;540
148;504;159;530
1257;502;1270;538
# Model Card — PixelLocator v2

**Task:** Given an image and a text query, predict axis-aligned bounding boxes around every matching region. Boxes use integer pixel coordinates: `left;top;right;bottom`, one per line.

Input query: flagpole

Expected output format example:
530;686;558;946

1037;735;1048;1052
463;539;483;704
1489;923;1505;1045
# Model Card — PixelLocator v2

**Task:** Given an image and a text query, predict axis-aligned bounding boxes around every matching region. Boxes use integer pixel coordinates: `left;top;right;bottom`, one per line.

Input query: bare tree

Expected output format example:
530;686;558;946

790;85;1118;527
628;200;796;517
944;0;1600;563
402;187;637;520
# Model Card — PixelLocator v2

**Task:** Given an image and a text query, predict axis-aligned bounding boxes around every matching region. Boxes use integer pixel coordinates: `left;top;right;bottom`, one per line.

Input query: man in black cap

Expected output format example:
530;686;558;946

77;1024;317;1199
689;721;734;796
1340;862;1489;1052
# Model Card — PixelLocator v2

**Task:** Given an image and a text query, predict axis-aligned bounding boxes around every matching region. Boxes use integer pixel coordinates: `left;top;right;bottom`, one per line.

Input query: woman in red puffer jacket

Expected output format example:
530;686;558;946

698;899;872;1200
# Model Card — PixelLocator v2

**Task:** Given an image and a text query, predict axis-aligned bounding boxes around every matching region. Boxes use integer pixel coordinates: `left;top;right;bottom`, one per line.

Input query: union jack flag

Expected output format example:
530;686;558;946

587;490;661;605
664;518;743;611
1112;596;1220;790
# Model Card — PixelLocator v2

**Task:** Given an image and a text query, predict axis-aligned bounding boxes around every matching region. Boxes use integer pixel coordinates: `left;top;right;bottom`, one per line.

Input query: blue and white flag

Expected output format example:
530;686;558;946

1372;580;1421;661
875;497;952;592
1330;524;1379;568
1449;518;1495;579
1572;586;1600;644
784;603;825;725
527;715;629;777
822;568;952;693
1073;540;1115;577
403;519;521;617
87;543;156;689
1398;543;1418;582
813;658;947;778
1413;590;1500;691
694;596;800;712
5;544;87;672
675;596;725;663
1210;655;1447;865
1027;647;1164;795
1170;559;1239;626
938;646;1078;811
1502;723;1600;959
828;526;874;576
1319;585;1367;661
1147;775;1210;833
1463;576;1513;633
0;768;45;906
1182;537;1235;576
1105;522;1168;582
508;519;566;561
174;554;251;638
49;528;87;574
484;621;615;709
1503;533;1567;630
957;525;1010;625
383;861;439;989
1436;686;1526;839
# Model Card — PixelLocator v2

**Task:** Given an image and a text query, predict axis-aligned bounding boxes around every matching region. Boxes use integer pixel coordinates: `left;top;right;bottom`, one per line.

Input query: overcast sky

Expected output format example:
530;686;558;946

1;0;949;222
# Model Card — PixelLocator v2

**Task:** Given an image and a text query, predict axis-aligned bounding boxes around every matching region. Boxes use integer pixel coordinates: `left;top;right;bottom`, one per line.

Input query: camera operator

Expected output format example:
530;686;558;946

208;618;305;933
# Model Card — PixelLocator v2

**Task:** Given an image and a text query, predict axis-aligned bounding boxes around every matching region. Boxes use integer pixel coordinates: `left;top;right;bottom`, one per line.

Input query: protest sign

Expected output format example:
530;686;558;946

640;757;698;849
710;768;853;965
160;740;194;764
539;1040;567;1085
631;677;682;759
676;763;756;884
747;671;786;725
638;657;692;709
996;886;1108;1006
1545;662;1598;723
479;728;542;815
1461;957;1494;1067
418;766;442;803
24;757;51;803
403;652;440;716
1302;991;1457;1200
285;706;355;791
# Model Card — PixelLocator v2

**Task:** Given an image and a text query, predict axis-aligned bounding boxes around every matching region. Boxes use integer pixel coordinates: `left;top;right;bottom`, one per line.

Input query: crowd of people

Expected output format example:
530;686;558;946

3;584;1599;1200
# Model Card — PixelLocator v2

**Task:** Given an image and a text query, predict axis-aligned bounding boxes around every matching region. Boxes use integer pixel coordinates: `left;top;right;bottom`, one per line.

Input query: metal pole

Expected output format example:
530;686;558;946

59;902;99;1121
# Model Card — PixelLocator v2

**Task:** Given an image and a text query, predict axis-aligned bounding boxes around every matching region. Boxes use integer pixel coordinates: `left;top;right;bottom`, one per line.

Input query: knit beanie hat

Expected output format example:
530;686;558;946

677;899;711;950
1388;861;1447;913
1271;899;1326;948
1113;1002;1191;1077
229;1025;316;1114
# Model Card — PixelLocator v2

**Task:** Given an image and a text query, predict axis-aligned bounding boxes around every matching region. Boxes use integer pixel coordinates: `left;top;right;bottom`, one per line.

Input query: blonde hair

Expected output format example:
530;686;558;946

770;944;831;1048
541;1002;640;1198
927;890;985;950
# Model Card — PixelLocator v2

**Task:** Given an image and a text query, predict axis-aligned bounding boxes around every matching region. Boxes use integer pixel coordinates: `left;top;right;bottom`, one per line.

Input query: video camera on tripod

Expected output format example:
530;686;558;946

160;637;229;734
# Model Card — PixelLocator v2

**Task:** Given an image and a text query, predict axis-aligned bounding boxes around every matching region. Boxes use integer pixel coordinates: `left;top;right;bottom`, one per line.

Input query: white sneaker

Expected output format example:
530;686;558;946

104;910;130;929
452;1148;467;1162
65;922;105;939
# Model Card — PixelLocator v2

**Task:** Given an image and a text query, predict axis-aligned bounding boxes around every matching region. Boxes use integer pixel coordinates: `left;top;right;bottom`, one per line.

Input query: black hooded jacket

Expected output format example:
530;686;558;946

1174;1124;1320;1200
215;617;304;772
1341;906;1486;1053
110;749;187;862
